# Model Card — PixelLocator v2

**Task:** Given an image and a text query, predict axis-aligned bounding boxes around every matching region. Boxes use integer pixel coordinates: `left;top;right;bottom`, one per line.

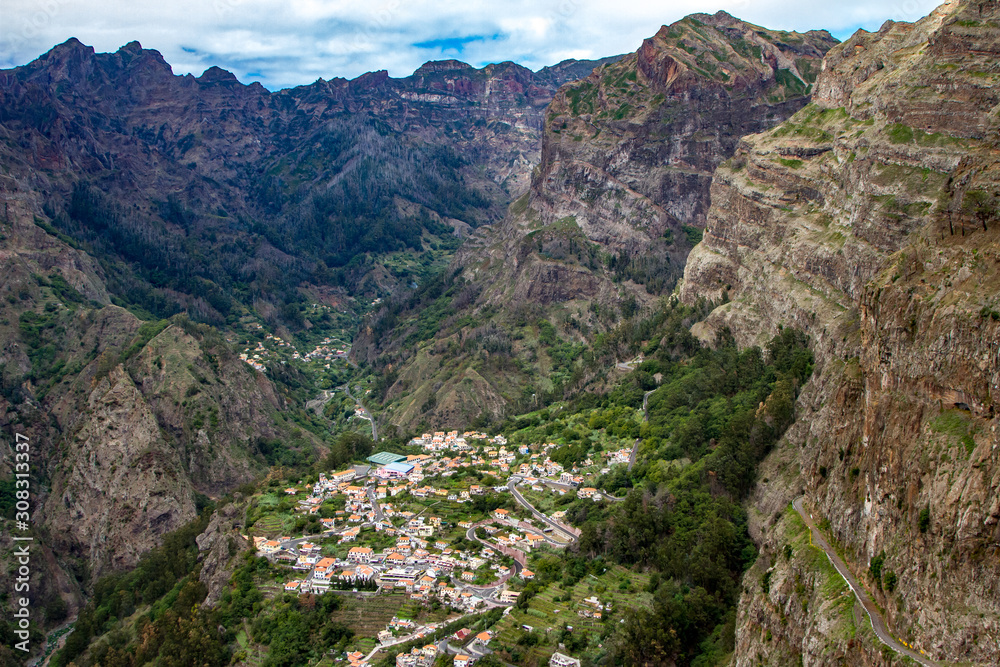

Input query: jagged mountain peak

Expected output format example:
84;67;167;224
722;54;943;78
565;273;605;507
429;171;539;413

197;64;243;85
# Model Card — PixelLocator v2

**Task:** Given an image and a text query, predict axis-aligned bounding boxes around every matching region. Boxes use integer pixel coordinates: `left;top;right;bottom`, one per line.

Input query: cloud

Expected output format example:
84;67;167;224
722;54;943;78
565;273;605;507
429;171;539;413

0;0;946;90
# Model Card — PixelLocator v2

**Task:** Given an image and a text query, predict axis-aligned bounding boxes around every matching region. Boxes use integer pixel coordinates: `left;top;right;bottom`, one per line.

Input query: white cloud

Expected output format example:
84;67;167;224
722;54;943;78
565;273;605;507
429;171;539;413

0;0;947;90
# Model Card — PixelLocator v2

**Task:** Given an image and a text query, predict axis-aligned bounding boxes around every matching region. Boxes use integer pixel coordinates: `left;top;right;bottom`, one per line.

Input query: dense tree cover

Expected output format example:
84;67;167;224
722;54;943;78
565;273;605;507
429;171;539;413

585;327;811;665
56;511;217;666
45;117;496;325
52;513;354;667
322;431;375;470
250;593;353;667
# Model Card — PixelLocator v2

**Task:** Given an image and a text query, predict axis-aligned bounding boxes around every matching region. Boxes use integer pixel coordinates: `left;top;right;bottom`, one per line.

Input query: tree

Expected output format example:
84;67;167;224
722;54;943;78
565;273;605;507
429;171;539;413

918;507;931;533
963;190;999;232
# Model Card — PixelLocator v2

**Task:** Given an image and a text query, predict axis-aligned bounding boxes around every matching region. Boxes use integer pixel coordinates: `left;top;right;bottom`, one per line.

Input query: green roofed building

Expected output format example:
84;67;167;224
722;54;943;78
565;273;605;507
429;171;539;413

367;451;407;466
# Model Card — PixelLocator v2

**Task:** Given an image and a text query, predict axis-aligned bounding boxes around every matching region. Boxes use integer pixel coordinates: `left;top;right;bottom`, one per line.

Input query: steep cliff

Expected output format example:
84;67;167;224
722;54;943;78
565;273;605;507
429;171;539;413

196;499;251;608
356;13;837;431
680;1;1000;663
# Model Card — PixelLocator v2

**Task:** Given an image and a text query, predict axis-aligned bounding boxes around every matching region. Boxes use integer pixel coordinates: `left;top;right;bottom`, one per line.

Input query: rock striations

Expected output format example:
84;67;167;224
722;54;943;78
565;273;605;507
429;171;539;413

680;1;1000;663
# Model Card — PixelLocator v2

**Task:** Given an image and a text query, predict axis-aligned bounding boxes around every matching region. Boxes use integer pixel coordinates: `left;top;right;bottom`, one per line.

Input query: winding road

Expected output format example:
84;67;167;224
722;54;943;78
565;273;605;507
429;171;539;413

463;523;523;602
627;389;655;471
792;497;938;666
507;477;578;543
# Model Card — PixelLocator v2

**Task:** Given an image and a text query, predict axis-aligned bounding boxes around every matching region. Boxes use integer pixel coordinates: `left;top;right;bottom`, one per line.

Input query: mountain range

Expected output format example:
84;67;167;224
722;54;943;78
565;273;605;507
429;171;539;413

0;1;997;665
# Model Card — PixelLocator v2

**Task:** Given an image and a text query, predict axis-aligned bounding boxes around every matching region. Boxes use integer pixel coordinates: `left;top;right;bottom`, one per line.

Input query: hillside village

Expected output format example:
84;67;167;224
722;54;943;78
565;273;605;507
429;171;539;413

248;429;629;667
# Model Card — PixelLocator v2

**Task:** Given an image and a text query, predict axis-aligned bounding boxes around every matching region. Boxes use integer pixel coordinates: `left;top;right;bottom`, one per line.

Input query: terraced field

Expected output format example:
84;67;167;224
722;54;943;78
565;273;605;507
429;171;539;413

252;514;285;533
330;593;409;636
490;567;655;664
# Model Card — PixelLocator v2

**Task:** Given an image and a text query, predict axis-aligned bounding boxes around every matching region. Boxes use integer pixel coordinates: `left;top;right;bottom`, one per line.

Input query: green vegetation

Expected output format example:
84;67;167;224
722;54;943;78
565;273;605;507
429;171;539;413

48;117;489;329
494;309;814;664
774;68;808;97
567;83;598;116
869;551;886;588
918;507;931;533
681;224;704;245
56;510;221;666
931;410;978;456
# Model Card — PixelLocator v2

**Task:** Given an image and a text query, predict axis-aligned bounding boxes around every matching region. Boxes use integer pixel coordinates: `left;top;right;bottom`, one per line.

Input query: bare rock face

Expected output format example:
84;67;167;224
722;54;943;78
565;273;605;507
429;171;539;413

532;12;835;259
680;1;1000;663
46;365;196;578
197;500;251;608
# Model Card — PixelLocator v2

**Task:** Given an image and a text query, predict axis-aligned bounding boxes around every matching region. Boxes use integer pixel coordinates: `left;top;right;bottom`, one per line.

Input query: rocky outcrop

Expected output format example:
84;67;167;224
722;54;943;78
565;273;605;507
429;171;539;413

197;500;251;608
680;1;1000;663
531;12;835;258
46;365;197;577
357;13;837;430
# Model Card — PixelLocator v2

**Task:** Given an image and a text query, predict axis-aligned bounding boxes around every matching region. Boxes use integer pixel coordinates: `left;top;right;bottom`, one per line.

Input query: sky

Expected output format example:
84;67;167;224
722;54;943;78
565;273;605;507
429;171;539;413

1;0;945;90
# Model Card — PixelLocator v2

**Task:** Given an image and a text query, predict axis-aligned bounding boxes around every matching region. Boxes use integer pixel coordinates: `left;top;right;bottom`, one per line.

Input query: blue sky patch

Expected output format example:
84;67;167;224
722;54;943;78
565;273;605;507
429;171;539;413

414;33;503;53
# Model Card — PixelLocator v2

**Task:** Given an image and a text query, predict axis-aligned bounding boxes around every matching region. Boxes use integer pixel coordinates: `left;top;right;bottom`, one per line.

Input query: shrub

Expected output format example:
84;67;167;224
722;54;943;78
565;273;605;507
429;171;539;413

883;570;897;593
918;507;931;533
869;552;885;588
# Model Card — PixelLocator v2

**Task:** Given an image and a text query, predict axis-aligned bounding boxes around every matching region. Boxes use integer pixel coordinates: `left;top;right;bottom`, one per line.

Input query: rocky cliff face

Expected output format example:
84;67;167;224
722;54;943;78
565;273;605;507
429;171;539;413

473;11;836;303
196;500;251;608
680;1;1000;663
532;12;834;256
356;13;837;430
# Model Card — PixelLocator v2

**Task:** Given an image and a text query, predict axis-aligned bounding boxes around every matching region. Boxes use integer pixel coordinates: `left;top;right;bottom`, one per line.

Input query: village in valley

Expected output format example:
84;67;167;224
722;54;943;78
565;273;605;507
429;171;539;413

244;427;642;667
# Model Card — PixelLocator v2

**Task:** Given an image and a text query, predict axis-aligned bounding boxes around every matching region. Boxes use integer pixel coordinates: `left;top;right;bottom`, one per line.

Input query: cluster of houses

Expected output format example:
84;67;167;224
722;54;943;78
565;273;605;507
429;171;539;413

249;429;628;667
269;531;522;613
238;331;352;373
256;509;524;612
300;336;350;365
577;595;609;619
603;447;633;468
410;430;506;452
239;340;271;372
388;627;493;667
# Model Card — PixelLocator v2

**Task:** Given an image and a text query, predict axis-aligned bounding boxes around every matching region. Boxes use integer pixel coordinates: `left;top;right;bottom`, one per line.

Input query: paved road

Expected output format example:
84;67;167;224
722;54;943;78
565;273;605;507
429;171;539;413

507;477;577;543
792;498;938;666
366;486;385;522
363;613;475;663
464;524;523;601
627;389;655;472
538;475;625;503
342;383;377;441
